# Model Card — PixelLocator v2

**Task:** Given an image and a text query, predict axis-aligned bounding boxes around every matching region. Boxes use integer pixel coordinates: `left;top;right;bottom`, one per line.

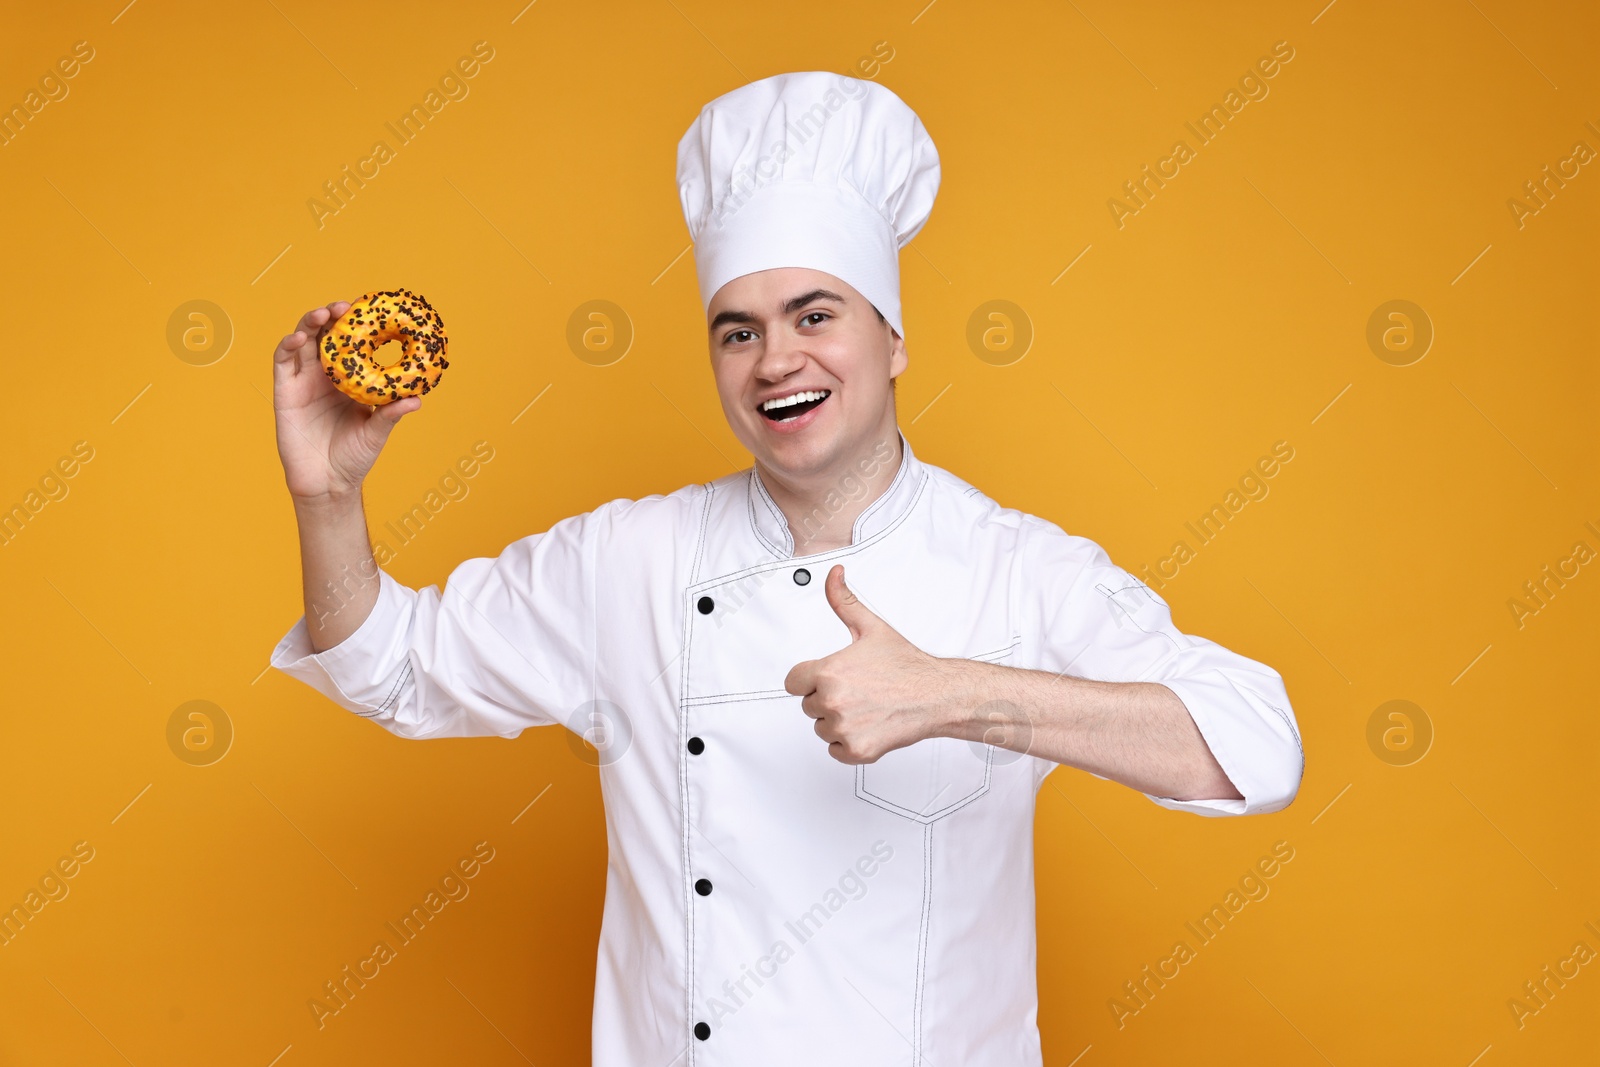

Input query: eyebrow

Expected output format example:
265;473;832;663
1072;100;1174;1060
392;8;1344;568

709;288;847;334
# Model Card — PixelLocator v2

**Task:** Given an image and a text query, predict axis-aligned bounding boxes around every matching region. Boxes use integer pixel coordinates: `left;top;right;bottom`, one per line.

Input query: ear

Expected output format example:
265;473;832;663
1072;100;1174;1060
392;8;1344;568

888;326;908;379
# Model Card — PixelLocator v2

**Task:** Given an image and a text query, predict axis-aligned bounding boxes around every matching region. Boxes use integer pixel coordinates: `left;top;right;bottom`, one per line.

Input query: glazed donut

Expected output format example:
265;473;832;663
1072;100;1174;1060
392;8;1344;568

319;289;449;405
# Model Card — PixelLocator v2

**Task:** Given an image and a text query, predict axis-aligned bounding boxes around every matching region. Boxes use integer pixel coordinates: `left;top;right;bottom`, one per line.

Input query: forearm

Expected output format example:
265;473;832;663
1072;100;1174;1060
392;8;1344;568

936;660;1242;802
293;492;382;653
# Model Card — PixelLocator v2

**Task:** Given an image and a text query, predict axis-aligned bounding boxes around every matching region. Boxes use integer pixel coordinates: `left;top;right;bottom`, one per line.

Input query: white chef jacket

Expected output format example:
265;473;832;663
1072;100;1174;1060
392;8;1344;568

270;428;1304;1066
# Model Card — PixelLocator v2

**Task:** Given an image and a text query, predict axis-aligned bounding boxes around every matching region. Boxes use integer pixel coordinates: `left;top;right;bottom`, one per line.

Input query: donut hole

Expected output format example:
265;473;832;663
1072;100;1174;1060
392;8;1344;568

373;340;404;369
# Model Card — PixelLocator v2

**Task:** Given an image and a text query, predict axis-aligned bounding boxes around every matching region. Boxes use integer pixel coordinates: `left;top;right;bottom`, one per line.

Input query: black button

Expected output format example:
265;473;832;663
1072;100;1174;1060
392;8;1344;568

793;568;811;586
687;736;704;755
695;878;713;896
694;1021;711;1040
697;596;714;614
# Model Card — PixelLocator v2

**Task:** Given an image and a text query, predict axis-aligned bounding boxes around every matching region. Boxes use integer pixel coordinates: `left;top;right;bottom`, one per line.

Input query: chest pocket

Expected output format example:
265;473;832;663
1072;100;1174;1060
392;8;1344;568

855;738;993;823
853;644;1015;823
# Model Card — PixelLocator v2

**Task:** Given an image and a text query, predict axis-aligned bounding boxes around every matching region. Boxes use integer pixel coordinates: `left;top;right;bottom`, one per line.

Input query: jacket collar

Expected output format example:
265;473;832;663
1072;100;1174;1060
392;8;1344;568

747;428;925;559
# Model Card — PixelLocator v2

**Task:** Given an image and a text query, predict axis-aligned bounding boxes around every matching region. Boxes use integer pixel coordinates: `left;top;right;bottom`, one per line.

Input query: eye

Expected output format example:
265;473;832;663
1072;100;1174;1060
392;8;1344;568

800;311;830;327
723;328;756;345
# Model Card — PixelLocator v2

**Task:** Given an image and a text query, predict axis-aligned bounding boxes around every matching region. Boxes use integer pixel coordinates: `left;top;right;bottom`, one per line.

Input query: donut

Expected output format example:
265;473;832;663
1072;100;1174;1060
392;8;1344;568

319;289;448;405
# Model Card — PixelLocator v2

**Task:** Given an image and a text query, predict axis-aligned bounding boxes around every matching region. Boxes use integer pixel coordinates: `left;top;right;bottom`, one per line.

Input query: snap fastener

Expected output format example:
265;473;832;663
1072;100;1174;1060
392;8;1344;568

695;878;713;896
697;596;714;614
687;736;704;755
793;568;811;586
694;1021;711;1040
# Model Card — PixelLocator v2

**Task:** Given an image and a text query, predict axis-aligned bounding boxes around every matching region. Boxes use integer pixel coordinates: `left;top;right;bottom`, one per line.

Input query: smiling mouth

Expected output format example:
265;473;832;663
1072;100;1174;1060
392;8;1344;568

760;389;831;422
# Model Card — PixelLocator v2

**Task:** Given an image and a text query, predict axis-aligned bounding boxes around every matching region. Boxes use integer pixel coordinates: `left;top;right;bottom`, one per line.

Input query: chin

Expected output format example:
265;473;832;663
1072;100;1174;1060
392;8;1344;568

752;427;834;472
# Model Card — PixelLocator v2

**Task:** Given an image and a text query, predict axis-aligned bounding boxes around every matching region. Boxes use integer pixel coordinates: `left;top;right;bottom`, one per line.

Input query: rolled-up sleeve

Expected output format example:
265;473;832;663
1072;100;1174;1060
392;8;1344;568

268;507;602;740
1024;517;1304;817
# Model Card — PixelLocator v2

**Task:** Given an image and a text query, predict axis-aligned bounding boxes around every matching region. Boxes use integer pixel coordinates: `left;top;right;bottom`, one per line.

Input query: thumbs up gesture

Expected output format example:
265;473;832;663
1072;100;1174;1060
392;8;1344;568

784;565;963;764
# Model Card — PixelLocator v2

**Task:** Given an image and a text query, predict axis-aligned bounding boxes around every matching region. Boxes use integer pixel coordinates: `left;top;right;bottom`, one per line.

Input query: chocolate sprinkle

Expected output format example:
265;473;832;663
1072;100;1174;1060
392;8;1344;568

317;288;448;405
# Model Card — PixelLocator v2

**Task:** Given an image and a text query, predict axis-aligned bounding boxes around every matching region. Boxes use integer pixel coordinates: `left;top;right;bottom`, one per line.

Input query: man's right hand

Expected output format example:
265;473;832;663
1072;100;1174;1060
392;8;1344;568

272;301;421;505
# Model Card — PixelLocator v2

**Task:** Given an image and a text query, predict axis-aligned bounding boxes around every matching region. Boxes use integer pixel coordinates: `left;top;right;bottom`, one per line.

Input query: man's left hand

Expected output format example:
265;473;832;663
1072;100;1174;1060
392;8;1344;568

784;564;966;764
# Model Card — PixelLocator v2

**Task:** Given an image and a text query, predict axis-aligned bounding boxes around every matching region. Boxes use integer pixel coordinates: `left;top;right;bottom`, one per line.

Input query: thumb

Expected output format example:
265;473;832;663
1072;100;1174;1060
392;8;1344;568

373;394;421;427
825;564;884;642
364;395;420;446
376;395;421;420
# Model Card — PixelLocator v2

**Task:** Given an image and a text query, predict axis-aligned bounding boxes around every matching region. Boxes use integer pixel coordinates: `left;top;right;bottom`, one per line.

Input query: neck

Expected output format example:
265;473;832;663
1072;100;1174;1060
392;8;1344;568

756;429;904;557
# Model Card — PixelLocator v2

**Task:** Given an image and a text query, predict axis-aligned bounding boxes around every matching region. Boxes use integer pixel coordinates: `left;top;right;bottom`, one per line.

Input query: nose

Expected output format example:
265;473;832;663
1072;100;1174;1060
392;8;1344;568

753;324;807;382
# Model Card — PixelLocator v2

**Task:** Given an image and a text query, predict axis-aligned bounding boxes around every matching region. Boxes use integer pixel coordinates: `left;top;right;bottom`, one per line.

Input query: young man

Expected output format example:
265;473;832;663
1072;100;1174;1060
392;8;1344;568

270;71;1303;1066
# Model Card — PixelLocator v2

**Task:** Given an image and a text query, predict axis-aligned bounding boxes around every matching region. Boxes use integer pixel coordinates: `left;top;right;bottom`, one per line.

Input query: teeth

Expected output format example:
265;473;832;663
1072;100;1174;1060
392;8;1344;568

761;389;830;412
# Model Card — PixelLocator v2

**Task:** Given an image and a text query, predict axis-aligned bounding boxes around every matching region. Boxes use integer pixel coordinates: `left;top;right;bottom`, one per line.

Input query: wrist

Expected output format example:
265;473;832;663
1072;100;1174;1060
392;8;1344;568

291;487;363;514
930;657;1001;742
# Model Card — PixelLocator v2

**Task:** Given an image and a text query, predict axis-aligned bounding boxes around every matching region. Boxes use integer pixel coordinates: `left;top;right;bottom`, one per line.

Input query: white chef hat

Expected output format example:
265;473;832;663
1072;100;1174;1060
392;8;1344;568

676;71;940;341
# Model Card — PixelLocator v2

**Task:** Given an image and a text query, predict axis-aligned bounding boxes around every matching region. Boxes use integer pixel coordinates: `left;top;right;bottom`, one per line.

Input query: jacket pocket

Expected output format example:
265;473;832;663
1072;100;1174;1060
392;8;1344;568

855;737;993;823
853;642;1014;823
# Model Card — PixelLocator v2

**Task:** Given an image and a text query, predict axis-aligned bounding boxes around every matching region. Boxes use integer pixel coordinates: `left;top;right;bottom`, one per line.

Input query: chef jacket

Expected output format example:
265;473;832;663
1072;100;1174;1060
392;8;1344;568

270;428;1304;1066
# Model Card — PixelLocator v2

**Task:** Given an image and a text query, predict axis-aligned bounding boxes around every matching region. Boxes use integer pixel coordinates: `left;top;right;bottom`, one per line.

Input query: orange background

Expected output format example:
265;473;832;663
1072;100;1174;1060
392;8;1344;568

2;1;1597;1063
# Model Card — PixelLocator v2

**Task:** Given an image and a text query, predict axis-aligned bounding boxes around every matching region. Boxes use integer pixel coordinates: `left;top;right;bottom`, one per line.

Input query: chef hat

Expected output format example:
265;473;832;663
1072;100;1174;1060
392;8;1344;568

676;71;940;340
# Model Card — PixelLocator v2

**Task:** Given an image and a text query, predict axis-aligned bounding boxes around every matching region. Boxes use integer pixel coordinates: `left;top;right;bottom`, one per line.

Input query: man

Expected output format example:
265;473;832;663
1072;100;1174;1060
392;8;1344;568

269;71;1303;1065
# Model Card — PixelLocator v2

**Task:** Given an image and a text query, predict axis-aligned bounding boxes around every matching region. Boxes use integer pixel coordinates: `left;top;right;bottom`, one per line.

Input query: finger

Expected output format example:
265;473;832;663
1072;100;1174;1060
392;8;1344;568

313;301;352;344
824;564;885;642
274;306;334;369
785;660;818;697
272;329;306;366
297;304;333;338
827;739;868;765
276;302;358;379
